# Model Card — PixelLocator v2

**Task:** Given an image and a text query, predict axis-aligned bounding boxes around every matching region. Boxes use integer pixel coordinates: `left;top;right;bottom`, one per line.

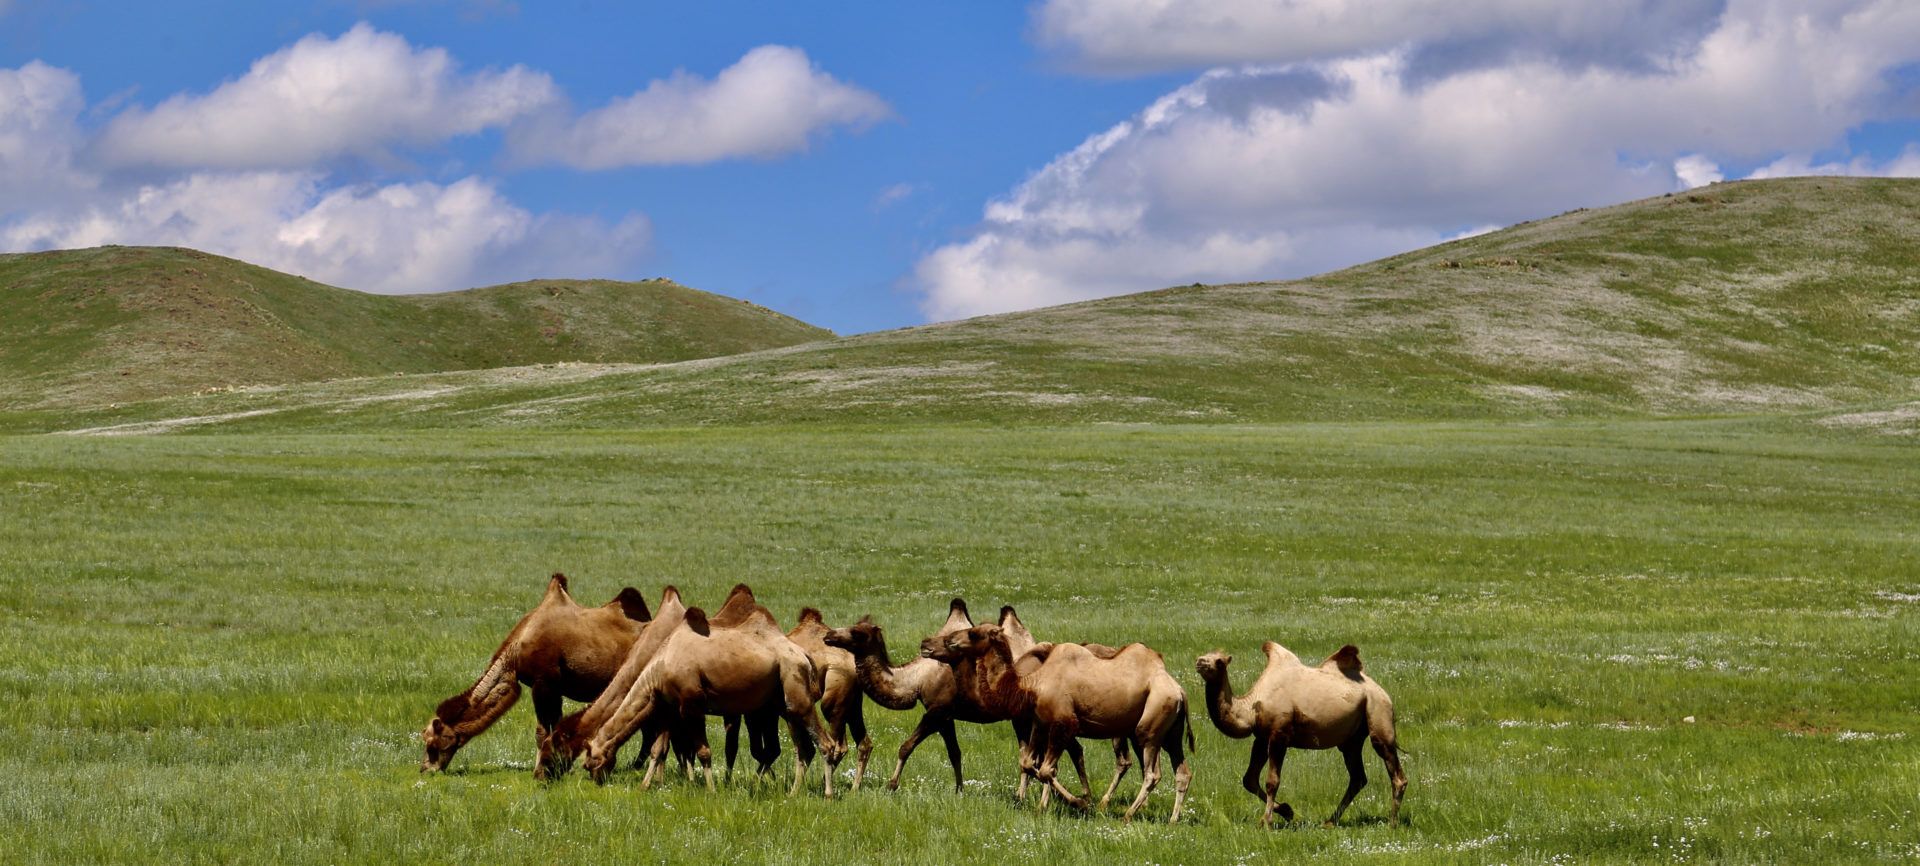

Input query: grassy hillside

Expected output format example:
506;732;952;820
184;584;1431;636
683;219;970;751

15;176;1915;434
0;245;832;409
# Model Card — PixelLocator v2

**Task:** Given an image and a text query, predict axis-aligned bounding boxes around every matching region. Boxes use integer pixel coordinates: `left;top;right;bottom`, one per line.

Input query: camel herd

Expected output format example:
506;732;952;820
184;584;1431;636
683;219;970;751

420;574;1406;826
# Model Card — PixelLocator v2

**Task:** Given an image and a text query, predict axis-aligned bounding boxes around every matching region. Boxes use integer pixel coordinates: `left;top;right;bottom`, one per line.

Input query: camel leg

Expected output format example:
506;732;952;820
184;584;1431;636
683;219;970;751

1261;741;1292;829
887;712;941;791
1165;723;1192;824
639;726;673;789
1121;740;1161;823
1241;738;1270;800
1041;727;1091;811
937;718;964;794
1372;735;1407;826
530;686;563;781
1013;717;1035;801
783;712;820;797
1327;738;1369;826
747;710;781;778
722;714;741;782
846;697;873;792
1064;738;1092;801
1097;738;1135;811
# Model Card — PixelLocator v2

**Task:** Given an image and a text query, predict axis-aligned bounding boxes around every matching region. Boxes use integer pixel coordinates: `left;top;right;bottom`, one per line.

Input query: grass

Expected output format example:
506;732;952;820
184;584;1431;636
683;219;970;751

0;246;831;409
2;418;1915;863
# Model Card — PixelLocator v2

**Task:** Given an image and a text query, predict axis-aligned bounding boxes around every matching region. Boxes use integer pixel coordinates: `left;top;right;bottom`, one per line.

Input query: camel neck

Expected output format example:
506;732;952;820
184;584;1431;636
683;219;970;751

1202;670;1255;738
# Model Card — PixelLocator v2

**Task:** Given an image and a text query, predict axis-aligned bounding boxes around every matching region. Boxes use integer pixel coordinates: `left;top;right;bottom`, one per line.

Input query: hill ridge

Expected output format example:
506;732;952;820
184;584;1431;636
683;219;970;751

0;245;833;409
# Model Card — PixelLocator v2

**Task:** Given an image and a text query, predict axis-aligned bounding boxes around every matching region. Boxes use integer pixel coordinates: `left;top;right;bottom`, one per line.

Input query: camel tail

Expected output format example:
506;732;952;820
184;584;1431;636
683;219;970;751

1184;701;1196;754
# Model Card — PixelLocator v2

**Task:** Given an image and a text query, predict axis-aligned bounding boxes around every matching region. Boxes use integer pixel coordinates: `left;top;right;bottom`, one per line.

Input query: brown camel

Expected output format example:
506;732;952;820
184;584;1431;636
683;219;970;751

1195;642;1406;827
822;616;966;791
542;586;697;779
789;608;874;790
420;573;651;778
934;624;1193;823
707;584;787;779
580;604;843;796
989;605;1136;805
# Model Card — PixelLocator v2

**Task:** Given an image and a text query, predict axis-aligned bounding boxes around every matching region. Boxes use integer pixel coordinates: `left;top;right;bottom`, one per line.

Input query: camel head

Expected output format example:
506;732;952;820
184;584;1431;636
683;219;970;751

1195;650;1234;683
581;738;615;785
926;623;1002;663
419;715;464;773
539;711;593;778
823;617;882;653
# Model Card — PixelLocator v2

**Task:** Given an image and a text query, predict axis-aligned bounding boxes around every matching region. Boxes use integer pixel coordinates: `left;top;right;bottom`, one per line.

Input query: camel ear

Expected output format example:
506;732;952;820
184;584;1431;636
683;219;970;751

798;607;824;625
429;718;450;736
684;607;711;636
857;614;874;625
1222;653;1232;665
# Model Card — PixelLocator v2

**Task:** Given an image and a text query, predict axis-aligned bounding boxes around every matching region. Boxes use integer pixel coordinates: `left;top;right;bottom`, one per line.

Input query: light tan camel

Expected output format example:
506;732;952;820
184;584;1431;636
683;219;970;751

1195;642;1406;827
933;624;1193;823
420;573;651;778
580;605;843;796
789;608;874;790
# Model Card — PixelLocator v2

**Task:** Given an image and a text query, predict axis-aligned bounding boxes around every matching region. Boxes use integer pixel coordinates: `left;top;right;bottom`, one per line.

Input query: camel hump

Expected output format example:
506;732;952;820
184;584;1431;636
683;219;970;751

608;587;651;622
950;598;970;617
798;607;825;625
1326;644;1364;677
660;585;682;606
684;607;712;636
728;583;756;601
998;605;1018;623
543;572;572;600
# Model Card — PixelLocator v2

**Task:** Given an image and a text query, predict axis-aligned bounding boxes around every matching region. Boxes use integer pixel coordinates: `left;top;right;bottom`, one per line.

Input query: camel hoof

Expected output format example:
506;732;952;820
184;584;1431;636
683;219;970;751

1276;803;1294;822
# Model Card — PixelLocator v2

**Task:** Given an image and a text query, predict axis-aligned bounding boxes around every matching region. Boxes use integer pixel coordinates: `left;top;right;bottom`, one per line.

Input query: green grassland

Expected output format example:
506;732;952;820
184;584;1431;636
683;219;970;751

2;419;1915;864
0;245;831;410
1;177;1916;863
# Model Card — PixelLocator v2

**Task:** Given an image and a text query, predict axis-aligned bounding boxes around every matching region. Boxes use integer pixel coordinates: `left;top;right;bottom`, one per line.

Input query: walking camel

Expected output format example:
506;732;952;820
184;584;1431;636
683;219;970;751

788;608;874;790
1194;643;1406;827
420;573;651;778
931;624;1193;823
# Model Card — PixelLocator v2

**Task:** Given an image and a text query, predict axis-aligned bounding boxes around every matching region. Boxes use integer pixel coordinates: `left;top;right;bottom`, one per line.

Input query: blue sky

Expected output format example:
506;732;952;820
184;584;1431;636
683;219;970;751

4;1;1920;335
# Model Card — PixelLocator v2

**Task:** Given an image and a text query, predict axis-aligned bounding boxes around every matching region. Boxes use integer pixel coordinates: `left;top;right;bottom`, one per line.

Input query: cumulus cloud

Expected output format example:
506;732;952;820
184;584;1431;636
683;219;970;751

1032;0;1728;75
1745;146;1920;178
0;61;93;205
94;23;557;170
2;172;649;293
507;45;890;168
920;0;1920;320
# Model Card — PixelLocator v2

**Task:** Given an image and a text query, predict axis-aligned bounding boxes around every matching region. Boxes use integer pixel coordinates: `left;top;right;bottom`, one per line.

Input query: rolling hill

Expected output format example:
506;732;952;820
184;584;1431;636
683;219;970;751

0;245;832;409
10;176;1920;433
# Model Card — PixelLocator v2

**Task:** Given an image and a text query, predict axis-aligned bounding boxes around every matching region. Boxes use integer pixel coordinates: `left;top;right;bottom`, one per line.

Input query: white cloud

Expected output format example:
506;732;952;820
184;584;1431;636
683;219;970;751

1031;0;1727;74
0;61;92;205
94;23;556;170
1674;154;1724;189
2;172;649;293
507;45;890;168
1745;146;1920;179
872;182;919;210
919;0;1920;320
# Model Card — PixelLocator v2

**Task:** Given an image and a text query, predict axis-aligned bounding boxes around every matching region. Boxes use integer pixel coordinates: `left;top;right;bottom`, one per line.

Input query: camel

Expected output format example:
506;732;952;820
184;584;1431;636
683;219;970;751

579;603;843;796
420;573;652;779
913;606;1121;802
1194;642;1406;827
822;616;966;791
542;586;696;779
788;608;874;790
933;624;1193;823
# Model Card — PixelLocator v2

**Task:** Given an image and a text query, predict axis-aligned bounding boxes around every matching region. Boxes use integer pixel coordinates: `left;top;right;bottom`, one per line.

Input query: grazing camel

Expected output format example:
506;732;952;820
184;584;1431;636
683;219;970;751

1194;643;1406;827
822;616;966;791
788;608;874;790
420;573;651;778
934;624;1194;823
580;604;843;796
542;586;697;779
